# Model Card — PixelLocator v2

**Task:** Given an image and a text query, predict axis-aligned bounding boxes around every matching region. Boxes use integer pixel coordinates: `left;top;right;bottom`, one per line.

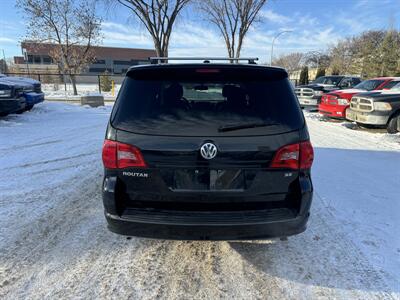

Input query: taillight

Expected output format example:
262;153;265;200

299;141;314;169
102;140;117;169
270;141;314;170
270;143;300;169
102;140;147;169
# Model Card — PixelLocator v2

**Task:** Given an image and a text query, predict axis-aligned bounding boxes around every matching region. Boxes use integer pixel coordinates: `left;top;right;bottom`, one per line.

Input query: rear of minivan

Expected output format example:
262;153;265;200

102;63;314;240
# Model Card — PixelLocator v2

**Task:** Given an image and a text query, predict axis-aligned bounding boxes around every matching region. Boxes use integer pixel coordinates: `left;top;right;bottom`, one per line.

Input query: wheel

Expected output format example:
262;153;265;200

387;113;400;134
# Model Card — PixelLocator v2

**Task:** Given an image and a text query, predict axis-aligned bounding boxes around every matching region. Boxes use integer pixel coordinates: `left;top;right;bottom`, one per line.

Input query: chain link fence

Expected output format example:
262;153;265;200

4;72;125;100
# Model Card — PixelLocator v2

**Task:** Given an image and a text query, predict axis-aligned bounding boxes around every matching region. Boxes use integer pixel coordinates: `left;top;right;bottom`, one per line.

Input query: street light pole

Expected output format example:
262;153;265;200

270;30;292;66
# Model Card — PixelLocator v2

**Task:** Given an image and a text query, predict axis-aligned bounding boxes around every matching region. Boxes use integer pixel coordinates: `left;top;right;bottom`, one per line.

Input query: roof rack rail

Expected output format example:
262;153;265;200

149;57;258;64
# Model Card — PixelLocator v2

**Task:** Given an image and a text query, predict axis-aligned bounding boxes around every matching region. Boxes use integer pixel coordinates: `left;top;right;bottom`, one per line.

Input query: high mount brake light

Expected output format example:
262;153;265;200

195;69;220;73
270;141;314;170
102;140;147;169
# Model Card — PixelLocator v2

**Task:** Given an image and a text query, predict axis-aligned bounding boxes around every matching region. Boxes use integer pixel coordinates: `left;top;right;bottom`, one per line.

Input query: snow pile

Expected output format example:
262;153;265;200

0;103;399;299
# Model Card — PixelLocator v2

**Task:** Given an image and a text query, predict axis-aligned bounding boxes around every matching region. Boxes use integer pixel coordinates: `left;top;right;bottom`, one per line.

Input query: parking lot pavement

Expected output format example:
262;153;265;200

0;103;399;299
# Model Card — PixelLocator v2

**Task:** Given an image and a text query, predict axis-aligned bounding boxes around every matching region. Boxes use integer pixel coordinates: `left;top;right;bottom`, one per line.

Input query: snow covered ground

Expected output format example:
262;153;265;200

0;102;399;299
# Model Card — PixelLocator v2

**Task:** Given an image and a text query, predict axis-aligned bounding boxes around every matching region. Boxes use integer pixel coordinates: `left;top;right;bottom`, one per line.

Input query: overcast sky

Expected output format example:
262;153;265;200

0;0;399;63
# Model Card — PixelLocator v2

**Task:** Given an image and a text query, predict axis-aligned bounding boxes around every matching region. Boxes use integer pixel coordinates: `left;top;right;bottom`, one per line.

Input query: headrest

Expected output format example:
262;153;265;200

164;82;183;100
222;85;234;97
222;85;245;98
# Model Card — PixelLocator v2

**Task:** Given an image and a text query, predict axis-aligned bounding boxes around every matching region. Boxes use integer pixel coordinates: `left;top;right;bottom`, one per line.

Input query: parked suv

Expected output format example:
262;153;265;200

101;59;314;240
346;82;400;133
0;79;26;116
318;77;400;119
295;75;361;108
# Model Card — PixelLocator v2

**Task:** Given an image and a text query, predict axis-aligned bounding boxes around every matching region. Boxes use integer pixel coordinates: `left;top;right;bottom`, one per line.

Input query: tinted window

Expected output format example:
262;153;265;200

112;67;304;136
314;76;344;85
382;80;400;89
354;79;385;91
339;78;352;88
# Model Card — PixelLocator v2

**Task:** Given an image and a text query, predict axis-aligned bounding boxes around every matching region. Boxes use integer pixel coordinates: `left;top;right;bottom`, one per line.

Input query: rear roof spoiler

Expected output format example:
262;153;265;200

149;57;258;65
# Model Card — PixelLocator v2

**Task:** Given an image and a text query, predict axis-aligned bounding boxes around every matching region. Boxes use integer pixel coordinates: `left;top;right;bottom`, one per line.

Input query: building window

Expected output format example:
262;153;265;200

88;67;111;73
27;55;34;63
34;56;41;64
93;59;106;64
42;56;52;64
113;60;133;66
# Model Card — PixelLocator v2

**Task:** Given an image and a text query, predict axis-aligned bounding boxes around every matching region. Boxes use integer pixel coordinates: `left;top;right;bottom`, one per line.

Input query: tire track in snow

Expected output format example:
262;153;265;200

1;103;398;299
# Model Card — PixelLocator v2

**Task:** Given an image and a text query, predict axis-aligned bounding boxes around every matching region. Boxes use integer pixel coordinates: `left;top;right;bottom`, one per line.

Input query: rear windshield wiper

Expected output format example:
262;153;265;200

218;122;278;132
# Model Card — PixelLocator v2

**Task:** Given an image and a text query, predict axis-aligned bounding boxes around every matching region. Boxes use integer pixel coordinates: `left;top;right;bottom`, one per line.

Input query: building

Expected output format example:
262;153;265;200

289;67;319;85
12;41;157;75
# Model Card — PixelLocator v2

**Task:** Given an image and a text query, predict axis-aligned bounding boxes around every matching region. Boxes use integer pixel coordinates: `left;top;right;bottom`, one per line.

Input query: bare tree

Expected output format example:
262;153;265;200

304;52;330;70
328;38;356;75
115;0;191;57
272;52;304;73
321;29;400;77
17;0;102;95
200;0;267;58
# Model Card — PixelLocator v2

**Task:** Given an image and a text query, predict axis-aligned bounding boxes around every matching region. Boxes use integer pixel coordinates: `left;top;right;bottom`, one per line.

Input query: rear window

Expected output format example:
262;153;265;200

111;66;304;136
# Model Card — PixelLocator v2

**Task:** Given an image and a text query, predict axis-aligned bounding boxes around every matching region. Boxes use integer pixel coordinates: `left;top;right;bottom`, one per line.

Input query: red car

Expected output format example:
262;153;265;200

318;77;400;119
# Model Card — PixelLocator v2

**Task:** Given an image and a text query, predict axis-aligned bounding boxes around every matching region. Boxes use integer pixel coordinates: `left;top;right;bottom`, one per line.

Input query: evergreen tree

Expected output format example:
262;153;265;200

379;29;400;76
100;71;112;92
299;66;309;85
315;68;326;78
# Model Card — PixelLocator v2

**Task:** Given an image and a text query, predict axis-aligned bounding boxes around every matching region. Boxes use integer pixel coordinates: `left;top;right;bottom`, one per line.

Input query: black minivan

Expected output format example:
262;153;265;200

102;59;314;240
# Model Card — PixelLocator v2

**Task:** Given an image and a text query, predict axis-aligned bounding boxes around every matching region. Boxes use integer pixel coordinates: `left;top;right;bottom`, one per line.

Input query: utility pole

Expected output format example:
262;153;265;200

23;49;31;76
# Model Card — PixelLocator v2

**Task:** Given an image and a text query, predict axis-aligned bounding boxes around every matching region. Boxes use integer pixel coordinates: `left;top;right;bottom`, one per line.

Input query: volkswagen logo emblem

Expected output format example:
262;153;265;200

200;143;217;160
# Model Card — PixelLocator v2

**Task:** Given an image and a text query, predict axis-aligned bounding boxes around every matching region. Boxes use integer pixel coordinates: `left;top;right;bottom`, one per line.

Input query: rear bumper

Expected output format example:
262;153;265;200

102;173;313;240
105;210;310;240
318;103;347;119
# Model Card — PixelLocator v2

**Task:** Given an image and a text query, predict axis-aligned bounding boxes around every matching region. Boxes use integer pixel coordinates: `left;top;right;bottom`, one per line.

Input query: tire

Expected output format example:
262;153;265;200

387;113;400;134
25;104;34;111
356;123;377;129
